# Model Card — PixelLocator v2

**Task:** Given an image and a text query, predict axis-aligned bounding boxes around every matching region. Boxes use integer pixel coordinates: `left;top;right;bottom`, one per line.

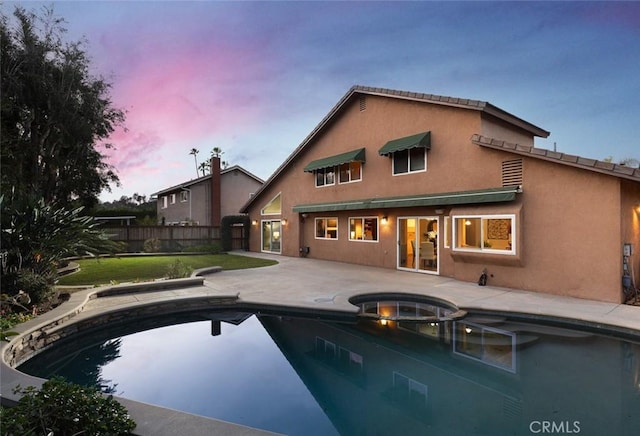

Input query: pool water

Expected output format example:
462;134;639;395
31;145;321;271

19;310;640;436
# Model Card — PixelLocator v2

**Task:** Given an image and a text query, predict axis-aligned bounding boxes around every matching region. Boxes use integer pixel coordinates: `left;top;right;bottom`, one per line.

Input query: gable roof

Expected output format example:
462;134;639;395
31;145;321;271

153;165;263;197
471;135;640;183
241;85;549;212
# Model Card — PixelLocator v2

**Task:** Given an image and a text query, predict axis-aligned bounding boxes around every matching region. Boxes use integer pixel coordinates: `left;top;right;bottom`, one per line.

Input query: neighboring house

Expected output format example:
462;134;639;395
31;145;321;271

154;157;263;226
241;85;640;303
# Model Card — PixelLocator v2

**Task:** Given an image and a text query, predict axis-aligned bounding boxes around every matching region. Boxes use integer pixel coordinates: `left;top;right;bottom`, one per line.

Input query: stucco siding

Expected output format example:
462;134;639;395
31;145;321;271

221;169;262;217
244;88;637;303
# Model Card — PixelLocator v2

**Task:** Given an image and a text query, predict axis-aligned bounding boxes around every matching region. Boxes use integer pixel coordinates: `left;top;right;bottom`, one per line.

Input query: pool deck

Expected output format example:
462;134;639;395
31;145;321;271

2;251;639;435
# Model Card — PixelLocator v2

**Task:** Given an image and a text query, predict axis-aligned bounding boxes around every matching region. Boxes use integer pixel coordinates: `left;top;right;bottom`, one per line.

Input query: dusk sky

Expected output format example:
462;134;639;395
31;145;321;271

4;1;640;202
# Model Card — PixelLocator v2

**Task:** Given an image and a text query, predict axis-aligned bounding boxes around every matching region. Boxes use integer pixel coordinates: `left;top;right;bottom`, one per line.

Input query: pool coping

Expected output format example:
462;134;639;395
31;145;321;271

2;252;639;435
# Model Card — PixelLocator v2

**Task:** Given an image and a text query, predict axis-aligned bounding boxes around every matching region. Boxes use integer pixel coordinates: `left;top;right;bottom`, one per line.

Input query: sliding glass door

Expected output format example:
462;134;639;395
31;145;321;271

397;217;438;273
262;220;281;254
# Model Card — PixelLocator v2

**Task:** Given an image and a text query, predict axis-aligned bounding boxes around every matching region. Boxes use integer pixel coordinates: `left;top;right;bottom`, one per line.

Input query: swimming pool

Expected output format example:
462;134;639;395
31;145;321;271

18;308;640;436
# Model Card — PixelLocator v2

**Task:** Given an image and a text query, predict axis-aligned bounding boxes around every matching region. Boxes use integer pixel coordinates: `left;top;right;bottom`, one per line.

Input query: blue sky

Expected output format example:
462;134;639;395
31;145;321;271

4;1;639;201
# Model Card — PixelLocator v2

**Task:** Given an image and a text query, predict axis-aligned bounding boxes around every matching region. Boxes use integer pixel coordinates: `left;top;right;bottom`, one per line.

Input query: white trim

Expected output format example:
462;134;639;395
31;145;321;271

338;161;363;184
392;147;427;176
260;219;282;254
314;217;339;240
453;321;517;373
314;167;336;188
348;216;379;242
451;214;516;255
261;192;282;216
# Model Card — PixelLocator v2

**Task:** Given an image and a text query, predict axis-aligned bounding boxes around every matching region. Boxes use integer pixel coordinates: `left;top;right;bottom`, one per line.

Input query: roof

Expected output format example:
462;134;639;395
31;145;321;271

241;85;550;213
471;135;640;183
153;165;264;197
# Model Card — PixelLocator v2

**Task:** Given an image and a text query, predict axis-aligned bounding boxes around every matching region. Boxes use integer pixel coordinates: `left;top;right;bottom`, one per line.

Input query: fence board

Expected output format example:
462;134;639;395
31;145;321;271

105;226;221;252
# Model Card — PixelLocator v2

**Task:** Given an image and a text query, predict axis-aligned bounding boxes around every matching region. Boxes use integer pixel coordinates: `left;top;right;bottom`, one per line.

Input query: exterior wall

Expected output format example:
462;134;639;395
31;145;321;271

448;156;623;302
621;180;640;287
156;170;261;226
245;93;637;303
157;180;210;225
220;169;263;217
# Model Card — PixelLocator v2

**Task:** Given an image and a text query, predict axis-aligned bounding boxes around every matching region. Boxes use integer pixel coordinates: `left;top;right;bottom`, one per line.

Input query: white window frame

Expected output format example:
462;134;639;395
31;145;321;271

451;214;516;255
453;321;517;373
443;216;450;248
261;192;282;216
392;147;427;176
393;372;428;406
315;167;336;187
315;217;338;240
161;196;168;209
349;217;379;242
170;193;176;204
180;191;188;202
338;161;362;184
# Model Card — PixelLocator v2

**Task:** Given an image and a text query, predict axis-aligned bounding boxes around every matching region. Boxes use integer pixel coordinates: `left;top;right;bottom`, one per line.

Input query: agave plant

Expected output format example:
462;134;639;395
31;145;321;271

1;194;122;305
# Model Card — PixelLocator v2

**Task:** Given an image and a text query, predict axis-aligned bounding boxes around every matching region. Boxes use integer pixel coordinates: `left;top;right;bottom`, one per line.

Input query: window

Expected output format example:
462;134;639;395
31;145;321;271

170;193;176;204
339;161;362;183
315;167;335;187
180;191;188;202
393;147;426;175
392;372;428;408
161;196;168;209
315;217;338;239
349;217;378;241
452;214;515;254
315;337;364;379
453;321;516;372
261;193;281;215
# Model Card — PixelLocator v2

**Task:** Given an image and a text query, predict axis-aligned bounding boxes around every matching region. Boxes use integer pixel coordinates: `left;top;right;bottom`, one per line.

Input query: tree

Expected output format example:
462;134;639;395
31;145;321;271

0;6;125;308
189;147;199;177
198;161;210;176
1;6;125;209
211;146;224;158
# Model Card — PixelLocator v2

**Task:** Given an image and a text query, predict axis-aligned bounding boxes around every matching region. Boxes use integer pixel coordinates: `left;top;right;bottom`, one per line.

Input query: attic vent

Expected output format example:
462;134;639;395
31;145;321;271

359;95;366;111
502;159;523;187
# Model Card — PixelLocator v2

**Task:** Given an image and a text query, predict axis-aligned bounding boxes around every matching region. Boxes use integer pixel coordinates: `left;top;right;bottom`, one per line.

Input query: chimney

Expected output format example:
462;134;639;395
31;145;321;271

211;156;221;226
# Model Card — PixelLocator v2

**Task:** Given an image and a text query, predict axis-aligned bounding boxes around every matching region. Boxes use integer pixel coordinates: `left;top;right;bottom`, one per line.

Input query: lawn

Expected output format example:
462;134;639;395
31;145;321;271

57;254;278;286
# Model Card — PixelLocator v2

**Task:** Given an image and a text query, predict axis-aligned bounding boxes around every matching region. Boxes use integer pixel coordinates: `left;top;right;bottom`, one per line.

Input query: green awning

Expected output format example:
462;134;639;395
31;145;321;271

378;131;431;156
293;187;518;213
303;148;366;172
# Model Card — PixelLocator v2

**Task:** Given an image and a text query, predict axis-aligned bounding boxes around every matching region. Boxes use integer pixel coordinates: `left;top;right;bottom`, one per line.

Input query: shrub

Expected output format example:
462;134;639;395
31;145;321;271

165;259;193;279
15;269;57;307
0;377;136;435
182;242;222;254
142;238;161;253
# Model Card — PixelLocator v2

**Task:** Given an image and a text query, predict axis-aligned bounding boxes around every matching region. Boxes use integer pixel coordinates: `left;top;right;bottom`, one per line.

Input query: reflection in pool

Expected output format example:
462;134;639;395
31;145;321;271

18;310;640;436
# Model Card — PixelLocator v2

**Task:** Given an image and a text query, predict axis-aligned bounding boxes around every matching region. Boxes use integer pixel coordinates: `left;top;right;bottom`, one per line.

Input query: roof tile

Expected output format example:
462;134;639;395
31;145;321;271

471;134;640;183
577;157;597;167
595;161;615;170
560;154;579;163
515;144;532;152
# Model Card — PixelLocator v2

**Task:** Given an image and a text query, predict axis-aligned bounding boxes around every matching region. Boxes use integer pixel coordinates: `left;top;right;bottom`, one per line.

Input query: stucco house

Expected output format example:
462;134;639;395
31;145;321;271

154;157;263;226
241;85;640;304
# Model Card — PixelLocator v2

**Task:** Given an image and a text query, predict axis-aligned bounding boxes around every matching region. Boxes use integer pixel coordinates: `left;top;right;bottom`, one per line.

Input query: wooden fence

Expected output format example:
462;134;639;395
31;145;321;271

105;226;246;252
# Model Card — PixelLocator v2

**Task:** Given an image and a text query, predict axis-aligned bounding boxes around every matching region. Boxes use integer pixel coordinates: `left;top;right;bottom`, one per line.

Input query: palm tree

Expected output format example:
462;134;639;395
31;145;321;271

211;147;224;158
189;148;199;177
198;161;210;176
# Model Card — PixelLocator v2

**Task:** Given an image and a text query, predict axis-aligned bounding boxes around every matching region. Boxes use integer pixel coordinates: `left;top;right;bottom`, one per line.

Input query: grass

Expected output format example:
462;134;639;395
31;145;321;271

57;254;278;286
